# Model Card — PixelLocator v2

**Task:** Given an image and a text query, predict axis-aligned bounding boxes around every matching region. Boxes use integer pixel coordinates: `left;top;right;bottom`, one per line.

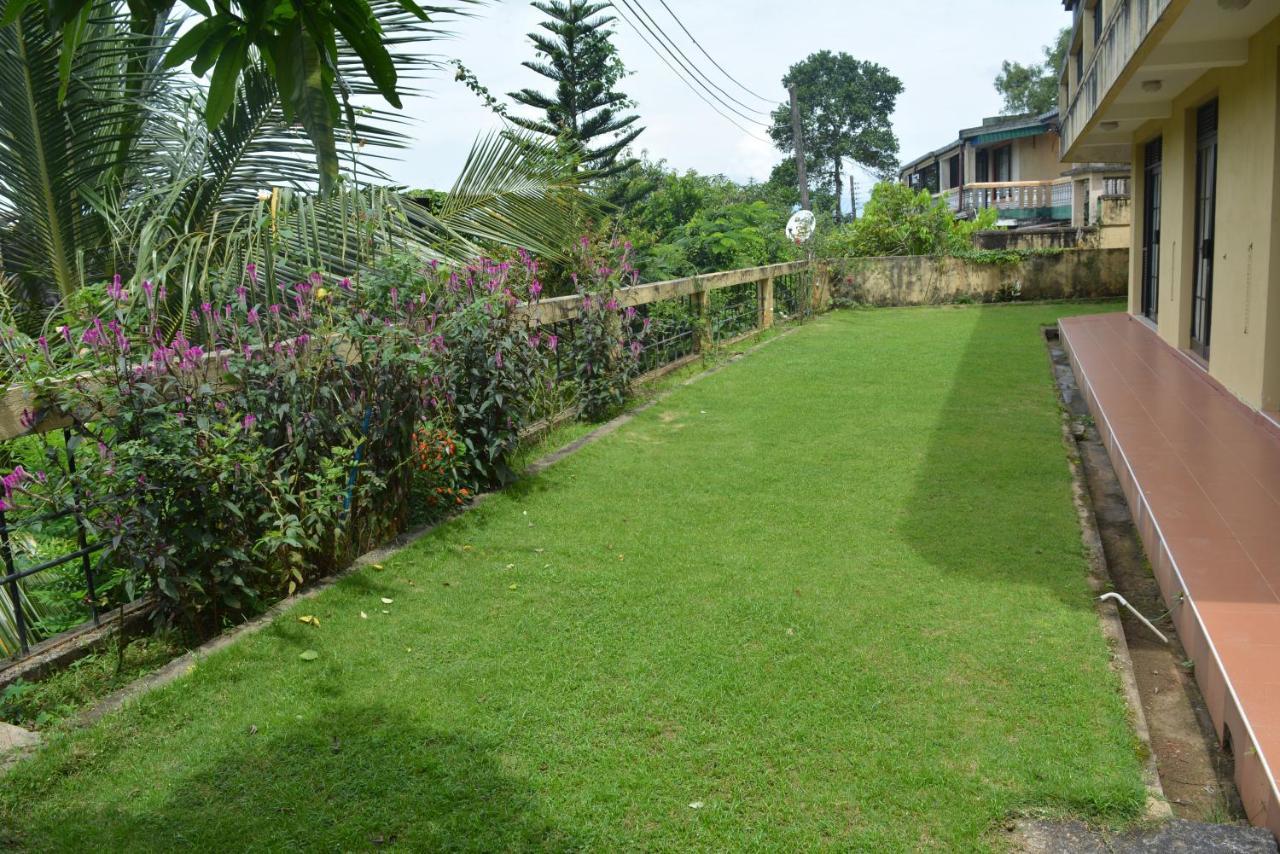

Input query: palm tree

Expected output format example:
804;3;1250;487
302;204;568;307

0;1;596;323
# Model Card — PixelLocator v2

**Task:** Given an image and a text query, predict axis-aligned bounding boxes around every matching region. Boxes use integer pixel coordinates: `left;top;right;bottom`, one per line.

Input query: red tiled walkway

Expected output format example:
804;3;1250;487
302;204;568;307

1061;312;1280;835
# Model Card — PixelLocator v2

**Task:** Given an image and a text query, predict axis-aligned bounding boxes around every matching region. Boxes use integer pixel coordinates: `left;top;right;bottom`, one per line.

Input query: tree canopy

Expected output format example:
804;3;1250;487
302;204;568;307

769;51;901;221
994;28;1070;115
508;0;643;177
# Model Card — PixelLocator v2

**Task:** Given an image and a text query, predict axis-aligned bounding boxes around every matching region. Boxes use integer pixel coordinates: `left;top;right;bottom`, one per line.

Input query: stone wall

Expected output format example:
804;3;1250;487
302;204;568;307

827;248;1129;307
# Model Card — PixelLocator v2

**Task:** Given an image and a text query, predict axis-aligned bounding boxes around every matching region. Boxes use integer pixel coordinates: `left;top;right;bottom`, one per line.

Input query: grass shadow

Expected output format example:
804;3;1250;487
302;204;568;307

8;703;575;851
897;305;1103;611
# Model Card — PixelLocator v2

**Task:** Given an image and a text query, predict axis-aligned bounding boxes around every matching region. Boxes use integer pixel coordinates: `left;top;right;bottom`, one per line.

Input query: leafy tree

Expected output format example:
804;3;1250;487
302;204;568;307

3;0;440;193
995;28;1070;115
769;51;902;222
508;0;643;177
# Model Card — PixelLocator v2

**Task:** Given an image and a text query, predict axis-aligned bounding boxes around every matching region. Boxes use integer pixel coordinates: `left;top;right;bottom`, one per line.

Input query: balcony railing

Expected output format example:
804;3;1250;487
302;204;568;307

1061;0;1171;155
937;179;1074;222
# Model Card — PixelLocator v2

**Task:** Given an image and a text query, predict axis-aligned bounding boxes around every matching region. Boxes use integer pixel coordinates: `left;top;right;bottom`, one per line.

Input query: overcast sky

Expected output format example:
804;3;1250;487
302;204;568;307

390;1;1071;208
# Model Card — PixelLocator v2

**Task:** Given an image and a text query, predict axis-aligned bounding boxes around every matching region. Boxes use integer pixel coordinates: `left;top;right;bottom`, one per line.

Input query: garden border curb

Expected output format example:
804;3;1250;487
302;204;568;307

69;323;803;729
1045;325;1171;822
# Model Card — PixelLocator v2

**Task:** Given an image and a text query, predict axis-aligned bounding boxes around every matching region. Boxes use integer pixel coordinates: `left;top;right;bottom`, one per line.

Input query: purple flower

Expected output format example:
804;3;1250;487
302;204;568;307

340;277;353;291
247;307;260;325
625;306;637;320
246;262;258;285
546;334;558;352
242;413;258;432
37;336;48;355
19;409;35;430
606;298;619;311
630;340;642;357
201;302;212;315
495;349;504;369
527;333;540;349
1;466;29;498
529;280;543;298
107;274;125;301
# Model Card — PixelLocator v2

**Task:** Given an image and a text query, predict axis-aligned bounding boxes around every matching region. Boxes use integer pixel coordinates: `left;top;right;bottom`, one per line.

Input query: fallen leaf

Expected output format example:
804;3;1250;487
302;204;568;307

381;597;394;605
508;583;519;590
359;611;368;620
297;614;320;627
534;548;544;554
462;545;473;551
372;563;384;571
247;724;258;736
689;801;704;809
299;650;319;661
505;563;515;570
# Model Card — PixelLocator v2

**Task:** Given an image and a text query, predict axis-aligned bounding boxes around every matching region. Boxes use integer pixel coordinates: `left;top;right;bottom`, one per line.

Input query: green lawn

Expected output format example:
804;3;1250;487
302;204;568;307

0;302;1145;851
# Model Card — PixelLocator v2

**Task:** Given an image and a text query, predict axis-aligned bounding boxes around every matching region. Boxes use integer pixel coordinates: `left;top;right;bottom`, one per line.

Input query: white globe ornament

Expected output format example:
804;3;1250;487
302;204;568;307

786;209;816;245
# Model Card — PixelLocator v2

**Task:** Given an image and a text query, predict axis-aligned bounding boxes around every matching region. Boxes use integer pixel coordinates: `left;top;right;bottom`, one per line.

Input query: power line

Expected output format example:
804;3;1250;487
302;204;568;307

611;1;773;143
652;0;776;108
623;0;772;119
613;0;770;129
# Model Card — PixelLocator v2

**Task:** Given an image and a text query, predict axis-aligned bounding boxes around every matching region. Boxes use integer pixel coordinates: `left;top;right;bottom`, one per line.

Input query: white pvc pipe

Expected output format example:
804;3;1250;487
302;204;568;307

1099;592;1170;644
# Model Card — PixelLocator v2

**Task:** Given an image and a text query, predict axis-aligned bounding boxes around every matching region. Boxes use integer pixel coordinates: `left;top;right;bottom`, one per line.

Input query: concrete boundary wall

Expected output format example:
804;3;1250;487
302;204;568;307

828;249;1129;307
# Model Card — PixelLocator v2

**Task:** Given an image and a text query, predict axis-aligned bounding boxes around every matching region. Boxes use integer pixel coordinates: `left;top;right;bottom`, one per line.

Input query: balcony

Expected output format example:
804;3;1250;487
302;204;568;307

1061;0;1172;157
939;178;1073;223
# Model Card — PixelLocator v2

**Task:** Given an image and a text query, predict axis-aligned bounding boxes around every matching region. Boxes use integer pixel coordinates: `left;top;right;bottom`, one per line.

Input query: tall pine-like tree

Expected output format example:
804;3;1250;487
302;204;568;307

509;1;643;177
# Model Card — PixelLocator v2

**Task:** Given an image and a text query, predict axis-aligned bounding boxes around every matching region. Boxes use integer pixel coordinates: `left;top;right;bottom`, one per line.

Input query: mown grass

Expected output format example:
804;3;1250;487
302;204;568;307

0;301;1144;851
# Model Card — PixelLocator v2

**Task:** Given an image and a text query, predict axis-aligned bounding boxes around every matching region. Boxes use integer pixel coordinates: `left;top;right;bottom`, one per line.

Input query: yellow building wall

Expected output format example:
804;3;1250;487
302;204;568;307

1128;18;1280;411
1012;132;1064;182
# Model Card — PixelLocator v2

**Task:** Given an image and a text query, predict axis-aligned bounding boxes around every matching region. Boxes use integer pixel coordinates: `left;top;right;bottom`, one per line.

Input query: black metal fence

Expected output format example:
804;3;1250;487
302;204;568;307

1;428;110;658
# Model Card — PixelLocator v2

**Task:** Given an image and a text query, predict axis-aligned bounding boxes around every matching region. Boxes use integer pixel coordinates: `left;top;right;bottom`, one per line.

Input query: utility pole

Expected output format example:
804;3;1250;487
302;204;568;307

788;85;811;211
849;174;858;221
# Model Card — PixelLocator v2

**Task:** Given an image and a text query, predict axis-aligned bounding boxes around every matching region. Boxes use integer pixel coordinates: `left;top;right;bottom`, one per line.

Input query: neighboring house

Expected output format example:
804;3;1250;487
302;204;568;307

899;110;1129;234
1057;0;1280;838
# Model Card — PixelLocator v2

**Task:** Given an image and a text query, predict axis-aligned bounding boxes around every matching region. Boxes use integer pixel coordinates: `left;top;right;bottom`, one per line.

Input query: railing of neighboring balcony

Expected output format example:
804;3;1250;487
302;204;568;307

955;179;1074;221
1061;0;1172;155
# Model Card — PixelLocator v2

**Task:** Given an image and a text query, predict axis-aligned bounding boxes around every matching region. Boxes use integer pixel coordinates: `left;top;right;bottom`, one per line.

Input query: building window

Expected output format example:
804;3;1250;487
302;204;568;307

1092;1;1103;46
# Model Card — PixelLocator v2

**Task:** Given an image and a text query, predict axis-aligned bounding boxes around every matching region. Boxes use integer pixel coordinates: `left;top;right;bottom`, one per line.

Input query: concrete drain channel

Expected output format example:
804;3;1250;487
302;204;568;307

1009;326;1278;853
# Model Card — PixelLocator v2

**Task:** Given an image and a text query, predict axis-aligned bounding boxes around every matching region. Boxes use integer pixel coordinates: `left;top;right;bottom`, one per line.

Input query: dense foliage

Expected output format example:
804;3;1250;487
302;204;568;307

597;158;799;282
818;182;997;259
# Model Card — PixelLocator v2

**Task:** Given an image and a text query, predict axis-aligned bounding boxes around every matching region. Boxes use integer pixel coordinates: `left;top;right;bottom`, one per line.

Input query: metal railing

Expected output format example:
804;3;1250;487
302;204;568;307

1;428;108;658
1061;0;1172;154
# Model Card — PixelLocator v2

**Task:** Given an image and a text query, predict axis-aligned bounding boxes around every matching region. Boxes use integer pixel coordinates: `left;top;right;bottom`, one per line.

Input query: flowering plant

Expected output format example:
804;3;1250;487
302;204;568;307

1;263;440;637
565;238;649;422
432;251;554;486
